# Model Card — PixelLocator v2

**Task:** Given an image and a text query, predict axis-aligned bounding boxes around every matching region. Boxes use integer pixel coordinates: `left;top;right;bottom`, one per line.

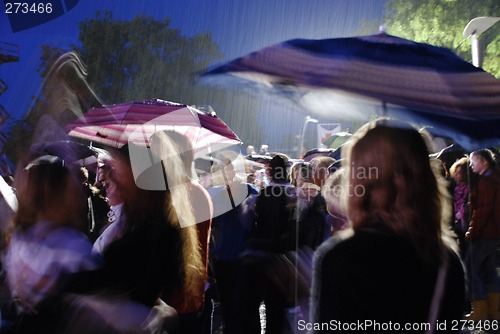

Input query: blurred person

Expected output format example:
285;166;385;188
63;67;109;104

246;145;256;155
290;161;313;188
79;166;110;243
0;174;17;247
289;161;301;188
465;149;500;320
310;156;336;188
448;157;470;257
253;154;295;252
291;161;326;250
326;159;343;177
253;167;269;189
208;158;258;333
308;156;336;241
150;130;214;333
259;144;269;156
72;144;184;331
66;137;205;333
310;118;465;331
246;172;256;185
198;171;213;189
91;158;126;256
235;154;298;334
2;152;102;333
321;168;349;236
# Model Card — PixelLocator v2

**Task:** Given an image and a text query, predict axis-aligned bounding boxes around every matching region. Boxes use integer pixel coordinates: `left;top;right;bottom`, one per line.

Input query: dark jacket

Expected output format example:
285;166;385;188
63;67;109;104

469;169;500;240
310;228;466;332
101;218;182;307
253;183;297;253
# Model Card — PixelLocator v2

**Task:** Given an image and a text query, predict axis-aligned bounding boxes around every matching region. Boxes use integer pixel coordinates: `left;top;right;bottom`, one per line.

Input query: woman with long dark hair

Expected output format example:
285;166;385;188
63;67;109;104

311;118;465;331
3;151;101;333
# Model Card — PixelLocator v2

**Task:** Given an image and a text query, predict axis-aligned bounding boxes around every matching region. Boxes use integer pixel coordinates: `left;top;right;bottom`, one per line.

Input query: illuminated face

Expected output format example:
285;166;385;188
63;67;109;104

453;166;465;183
470;154;488;175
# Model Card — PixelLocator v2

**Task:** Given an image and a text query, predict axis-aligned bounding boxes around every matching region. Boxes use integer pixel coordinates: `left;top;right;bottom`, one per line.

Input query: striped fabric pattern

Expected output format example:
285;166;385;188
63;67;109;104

202;33;500;150
66;99;241;152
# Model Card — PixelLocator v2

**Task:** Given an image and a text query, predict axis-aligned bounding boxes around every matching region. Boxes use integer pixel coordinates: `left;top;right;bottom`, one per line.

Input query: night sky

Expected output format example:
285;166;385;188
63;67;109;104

0;0;387;151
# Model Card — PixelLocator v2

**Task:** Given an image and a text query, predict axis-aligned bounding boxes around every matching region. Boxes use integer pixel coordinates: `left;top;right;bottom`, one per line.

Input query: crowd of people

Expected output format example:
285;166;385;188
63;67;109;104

0;117;499;333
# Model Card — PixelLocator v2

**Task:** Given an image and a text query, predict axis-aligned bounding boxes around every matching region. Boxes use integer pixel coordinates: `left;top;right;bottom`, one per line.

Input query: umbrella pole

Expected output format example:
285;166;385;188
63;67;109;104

87;196;96;234
221;167;235;209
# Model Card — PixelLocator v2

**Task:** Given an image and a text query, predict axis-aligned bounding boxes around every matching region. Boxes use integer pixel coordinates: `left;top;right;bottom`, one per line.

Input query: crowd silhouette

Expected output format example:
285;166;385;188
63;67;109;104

0;118;499;333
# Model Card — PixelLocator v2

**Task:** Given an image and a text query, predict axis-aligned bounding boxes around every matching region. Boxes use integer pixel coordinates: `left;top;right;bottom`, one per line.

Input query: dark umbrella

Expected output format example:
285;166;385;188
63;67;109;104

429;144;468;171
201;32;500;150
29;140;108;167
302;147;337;162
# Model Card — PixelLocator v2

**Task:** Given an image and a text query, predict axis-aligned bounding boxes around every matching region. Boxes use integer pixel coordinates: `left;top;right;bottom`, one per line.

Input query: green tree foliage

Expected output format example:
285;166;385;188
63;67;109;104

76;11;263;149
77;11;222;104
385;0;500;77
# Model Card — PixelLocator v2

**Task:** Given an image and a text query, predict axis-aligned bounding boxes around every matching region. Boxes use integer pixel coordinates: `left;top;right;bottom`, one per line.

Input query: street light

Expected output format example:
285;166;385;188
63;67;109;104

463;16;500;67
298;115;318;158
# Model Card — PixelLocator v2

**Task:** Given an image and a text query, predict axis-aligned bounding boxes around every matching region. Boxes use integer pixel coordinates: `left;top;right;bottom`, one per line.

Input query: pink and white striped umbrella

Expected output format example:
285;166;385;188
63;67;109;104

66;99;241;155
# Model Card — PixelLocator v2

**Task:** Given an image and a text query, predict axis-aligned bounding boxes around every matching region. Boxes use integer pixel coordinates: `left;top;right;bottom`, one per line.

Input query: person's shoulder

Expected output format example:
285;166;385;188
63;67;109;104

44;226;96;259
244;182;259;195
314;228;355;262
491;169;500;183
480;169;500;190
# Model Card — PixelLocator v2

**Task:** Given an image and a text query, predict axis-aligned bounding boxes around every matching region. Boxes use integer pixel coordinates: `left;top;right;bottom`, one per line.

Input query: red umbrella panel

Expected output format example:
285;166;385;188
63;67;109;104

66;99;240;150
66;99;242;192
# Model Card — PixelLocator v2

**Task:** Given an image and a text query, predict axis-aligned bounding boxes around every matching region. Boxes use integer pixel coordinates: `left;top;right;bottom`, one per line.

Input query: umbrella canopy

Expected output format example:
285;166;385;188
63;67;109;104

66;99;241;151
302;147;337;162
322;131;352;149
201;32;500;151
429;144;468;171
66;99;241;191
29;140;108;167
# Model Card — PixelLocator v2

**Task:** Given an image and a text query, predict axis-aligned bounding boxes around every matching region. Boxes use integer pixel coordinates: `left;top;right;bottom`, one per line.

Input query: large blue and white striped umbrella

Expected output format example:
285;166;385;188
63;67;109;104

201;32;500;150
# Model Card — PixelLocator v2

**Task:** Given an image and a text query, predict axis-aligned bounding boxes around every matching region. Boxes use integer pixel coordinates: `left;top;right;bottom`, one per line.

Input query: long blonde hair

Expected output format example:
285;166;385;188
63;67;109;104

149;130;206;312
342;118;454;265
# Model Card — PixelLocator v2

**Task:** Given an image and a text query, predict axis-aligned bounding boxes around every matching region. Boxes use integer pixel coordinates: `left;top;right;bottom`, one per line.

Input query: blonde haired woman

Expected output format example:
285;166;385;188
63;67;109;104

61;134;205;333
149;130;211;332
310;118;465;331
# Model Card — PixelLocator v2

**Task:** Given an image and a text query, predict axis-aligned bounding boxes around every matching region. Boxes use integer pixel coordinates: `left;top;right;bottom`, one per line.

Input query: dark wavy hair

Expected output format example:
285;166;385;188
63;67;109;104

268;154;289;183
342;118;454;266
